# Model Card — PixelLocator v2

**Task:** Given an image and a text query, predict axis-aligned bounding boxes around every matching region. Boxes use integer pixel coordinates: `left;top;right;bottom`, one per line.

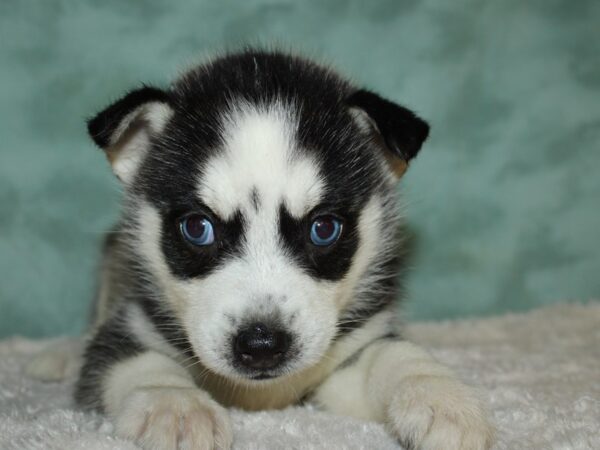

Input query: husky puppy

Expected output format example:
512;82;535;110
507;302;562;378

73;50;493;449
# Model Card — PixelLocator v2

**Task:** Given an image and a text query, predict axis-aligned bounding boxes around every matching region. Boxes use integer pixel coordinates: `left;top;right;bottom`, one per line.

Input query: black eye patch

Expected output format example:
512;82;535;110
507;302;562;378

159;205;245;279
278;204;359;281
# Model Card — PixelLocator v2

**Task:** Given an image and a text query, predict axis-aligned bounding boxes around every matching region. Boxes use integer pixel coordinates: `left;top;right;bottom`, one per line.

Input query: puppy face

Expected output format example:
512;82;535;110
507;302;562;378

88;51;428;383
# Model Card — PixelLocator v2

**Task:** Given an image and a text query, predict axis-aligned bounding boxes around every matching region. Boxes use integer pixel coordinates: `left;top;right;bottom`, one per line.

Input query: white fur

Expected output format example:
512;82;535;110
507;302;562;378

126;303;185;362
198;102;324;219
134;202;189;317
335;195;387;310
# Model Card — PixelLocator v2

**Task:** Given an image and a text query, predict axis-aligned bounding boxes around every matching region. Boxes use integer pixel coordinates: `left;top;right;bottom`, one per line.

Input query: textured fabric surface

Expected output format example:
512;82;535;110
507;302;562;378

1;1;599;337
1;303;598;449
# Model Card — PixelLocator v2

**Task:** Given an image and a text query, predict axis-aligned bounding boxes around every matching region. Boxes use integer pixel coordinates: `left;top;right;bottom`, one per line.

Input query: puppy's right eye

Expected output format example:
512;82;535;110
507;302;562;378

180;215;215;246
310;215;342;246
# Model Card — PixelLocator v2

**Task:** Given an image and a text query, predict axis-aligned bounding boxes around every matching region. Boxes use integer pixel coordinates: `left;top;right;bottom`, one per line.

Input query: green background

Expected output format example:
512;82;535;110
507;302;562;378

1;0;599;338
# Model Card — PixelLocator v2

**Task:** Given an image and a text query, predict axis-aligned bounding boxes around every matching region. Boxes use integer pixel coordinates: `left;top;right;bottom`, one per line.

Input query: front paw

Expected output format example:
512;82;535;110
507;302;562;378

114;386;233;450
387;376;494;450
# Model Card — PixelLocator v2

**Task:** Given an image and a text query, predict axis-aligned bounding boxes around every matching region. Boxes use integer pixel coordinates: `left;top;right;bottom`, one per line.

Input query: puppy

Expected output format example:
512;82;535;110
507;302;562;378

72;49;493;449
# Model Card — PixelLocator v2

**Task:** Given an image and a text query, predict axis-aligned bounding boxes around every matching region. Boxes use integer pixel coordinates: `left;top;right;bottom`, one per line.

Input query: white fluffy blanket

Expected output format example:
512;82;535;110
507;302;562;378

1;304;598;450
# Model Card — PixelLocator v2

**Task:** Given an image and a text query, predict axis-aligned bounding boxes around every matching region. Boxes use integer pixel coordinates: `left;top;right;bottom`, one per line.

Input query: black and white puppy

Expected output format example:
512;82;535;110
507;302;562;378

71;50;493;449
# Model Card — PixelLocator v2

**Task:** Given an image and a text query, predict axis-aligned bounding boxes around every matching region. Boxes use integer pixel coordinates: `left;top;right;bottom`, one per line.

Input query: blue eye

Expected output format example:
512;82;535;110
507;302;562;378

310;216;342;246
180;215;215;246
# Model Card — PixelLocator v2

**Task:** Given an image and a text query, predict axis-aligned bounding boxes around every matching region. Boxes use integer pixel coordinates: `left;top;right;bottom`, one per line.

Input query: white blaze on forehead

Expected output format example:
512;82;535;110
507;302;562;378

198;102;325;219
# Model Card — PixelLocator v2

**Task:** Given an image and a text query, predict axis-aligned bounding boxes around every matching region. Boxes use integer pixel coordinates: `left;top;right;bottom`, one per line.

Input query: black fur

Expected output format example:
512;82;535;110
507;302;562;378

75;315;145;411
160;208;245;280
250;188;260;213
279;205;359;281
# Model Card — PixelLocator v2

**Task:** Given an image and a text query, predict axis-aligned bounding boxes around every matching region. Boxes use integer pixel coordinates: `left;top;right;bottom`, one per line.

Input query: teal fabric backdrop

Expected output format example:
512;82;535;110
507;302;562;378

1;0;599;338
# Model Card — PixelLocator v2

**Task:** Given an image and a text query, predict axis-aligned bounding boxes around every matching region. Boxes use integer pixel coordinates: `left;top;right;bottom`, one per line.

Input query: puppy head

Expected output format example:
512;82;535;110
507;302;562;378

88;51;428;383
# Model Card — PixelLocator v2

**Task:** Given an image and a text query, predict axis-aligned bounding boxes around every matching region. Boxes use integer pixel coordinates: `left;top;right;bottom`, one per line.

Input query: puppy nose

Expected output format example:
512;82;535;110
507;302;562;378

234;322;291;370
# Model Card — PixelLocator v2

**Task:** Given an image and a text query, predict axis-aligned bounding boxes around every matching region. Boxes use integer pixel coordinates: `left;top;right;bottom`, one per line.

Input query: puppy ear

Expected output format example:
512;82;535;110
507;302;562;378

87;86;173;184
347;89;429;178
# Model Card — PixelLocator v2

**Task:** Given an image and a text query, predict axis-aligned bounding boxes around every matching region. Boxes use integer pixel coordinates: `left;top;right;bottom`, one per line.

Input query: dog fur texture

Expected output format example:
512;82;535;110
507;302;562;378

52;49;493;449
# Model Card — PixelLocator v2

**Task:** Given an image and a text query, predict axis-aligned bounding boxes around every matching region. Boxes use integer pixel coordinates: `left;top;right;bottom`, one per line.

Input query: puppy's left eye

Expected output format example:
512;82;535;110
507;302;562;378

180;214;215;246
310;216;342;246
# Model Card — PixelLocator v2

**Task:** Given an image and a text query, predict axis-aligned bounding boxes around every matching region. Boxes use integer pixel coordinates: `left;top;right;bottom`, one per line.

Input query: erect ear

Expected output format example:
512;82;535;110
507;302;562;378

347;89;429;178
87;86;174;184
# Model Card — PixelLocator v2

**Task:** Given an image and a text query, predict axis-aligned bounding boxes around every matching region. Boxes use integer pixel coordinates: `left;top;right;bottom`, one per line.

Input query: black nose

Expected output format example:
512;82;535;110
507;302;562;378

234;323;291;370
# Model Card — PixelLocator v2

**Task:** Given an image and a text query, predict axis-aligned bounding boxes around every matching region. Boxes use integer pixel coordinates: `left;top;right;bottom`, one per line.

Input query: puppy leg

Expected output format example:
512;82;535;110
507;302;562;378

76;324;232;450
103;351;233;450
313;339;494;450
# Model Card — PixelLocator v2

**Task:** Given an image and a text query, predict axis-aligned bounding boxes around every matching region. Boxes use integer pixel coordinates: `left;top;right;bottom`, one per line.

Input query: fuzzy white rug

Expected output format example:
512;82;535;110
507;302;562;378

1;303;598;450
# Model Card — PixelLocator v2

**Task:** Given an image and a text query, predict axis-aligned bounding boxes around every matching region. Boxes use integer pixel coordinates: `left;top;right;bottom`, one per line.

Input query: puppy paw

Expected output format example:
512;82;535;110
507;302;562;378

115;386;233;450
387;376;494;450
